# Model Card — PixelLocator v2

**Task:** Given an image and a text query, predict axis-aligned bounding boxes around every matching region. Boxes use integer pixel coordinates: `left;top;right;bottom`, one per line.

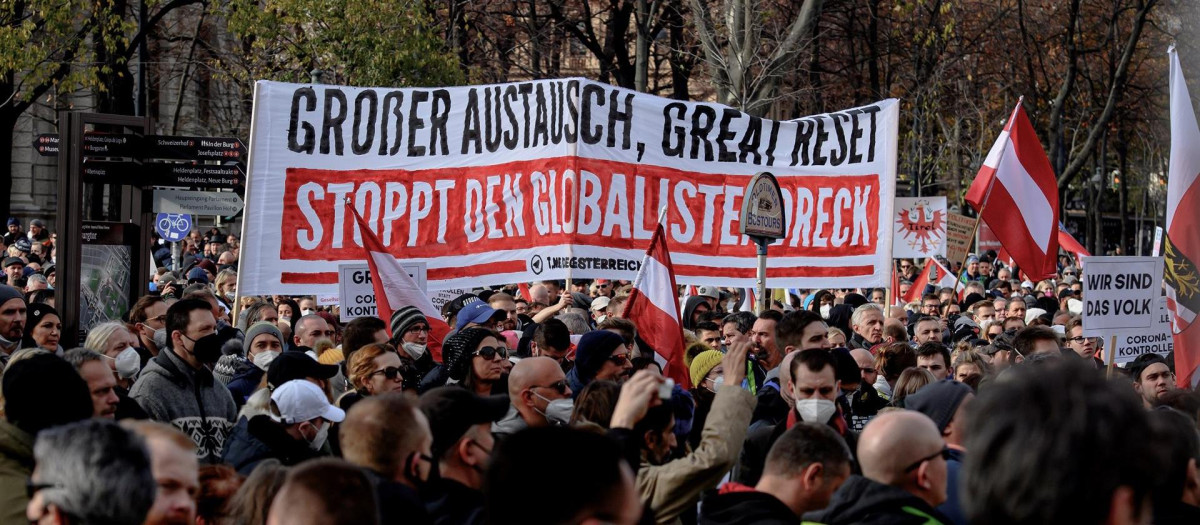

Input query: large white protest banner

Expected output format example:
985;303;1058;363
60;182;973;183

1082;256;1164;337
337;263;427;322
1108;296;1174;364
240;79;899;295
893;197;946;258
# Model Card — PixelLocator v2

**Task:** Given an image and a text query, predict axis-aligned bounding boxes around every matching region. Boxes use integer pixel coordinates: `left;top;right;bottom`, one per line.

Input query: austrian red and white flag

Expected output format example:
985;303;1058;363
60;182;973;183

350;206;451;363
1057;223;1090;266
622;222;690;389
965;101;1060;280
1166;46;1200;388
903;258;961;304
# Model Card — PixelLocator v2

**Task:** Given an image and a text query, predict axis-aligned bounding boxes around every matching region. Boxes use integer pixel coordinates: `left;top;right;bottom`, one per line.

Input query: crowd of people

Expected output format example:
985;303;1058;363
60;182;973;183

0;220;1196;525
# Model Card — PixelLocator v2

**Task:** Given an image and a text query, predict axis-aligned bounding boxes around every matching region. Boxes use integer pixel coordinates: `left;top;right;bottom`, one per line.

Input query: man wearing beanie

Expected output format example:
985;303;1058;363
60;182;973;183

226;322;286;405
390;306;435;375
0;284;26;359
564;330;631;396
3;218;21;247
904;379;974;524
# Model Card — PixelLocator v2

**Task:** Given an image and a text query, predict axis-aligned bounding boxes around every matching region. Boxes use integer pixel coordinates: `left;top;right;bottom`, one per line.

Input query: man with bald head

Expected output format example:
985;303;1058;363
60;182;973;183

806;411;951;524
493;357;572;439
293;314;333;353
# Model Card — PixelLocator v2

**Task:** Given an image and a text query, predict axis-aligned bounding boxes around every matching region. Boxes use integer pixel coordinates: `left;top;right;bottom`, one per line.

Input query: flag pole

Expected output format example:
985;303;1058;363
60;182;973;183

885;259;896;308
956;97;1023;288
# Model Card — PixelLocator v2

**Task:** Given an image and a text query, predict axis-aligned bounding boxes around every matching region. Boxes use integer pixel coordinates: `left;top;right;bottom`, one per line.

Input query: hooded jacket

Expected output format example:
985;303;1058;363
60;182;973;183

226;361;265;406
699;482;802;524
735;408;858;486
128;347;238;463
802;475;950;525
682;296;709;330
222;415;324;476
638;382;756;525
0;420;33;525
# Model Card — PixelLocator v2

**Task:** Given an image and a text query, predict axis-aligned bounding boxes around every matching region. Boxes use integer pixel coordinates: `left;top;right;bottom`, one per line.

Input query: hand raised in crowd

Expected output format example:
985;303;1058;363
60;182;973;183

723;338;750;386
610;370;665;430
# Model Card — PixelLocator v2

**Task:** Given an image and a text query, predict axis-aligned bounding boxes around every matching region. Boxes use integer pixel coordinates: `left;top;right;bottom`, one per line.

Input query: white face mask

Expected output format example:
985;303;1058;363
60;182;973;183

533;393;574;426
708;375;725;394
109;347;142;380
153;328;168;350
300;309;315;317
224;291;236;301
252;350;280;370
306;421;330;451
402;342;427;361
820;304;832;319
795;398;837;424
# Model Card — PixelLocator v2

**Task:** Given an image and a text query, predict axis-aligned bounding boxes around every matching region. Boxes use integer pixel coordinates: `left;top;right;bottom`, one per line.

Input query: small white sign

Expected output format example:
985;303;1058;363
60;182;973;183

337;262;427;322
1081;256;1164;337
893;197;948;258
1152;226;1164;257
1107;296;1174;364
153;189;244;216
316;294;339;306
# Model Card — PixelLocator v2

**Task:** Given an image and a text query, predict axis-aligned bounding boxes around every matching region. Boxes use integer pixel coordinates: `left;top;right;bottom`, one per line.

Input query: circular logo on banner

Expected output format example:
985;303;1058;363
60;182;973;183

530;255;544;275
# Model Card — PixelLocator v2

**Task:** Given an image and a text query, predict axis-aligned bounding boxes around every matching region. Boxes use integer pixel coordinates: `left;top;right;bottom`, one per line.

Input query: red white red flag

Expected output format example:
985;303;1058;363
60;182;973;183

1166;46;1200;388
350;206;451;362
622;222;690;389
965;101;1061;280
1057;223;1090;265
903;258;960;305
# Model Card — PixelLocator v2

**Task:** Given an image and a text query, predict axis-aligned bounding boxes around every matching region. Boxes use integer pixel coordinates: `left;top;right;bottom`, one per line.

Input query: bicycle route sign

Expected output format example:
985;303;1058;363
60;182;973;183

155;213;192;242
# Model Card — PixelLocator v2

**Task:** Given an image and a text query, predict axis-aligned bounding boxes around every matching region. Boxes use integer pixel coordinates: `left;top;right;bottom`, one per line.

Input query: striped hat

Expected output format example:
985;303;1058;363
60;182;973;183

389;306;426;343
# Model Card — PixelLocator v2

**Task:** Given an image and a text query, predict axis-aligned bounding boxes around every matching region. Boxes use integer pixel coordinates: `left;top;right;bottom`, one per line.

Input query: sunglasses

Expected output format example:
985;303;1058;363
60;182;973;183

369;366;409;381
904;447;952;472
533;380;570;395
474;346;509;360
607;353;631;365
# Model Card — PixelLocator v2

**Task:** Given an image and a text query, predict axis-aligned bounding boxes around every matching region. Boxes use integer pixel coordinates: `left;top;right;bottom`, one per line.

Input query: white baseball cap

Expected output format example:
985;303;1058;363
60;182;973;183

696;285;720;299
591;296;611;311
271;380;345;425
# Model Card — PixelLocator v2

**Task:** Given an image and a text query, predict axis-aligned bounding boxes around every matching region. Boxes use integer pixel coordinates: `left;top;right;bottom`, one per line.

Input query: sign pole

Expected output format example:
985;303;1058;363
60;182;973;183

172;241;180;273
739;172;787;318
756;239;768;314
1106;335;1117;379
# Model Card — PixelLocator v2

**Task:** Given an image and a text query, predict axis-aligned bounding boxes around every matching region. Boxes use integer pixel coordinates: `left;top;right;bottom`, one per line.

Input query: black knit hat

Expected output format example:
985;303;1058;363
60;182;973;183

2;353;92;435
20;303;58;350
389;306;426;343
903;379;973;432
442;327;495;381
574;330;626;381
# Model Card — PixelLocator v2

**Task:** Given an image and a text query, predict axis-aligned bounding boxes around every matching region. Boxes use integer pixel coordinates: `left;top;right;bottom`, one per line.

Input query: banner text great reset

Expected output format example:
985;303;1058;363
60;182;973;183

241;79;898;294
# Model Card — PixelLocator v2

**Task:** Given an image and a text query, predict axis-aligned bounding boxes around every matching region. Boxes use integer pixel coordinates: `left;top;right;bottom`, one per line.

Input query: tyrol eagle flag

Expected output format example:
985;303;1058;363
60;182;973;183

1166;46;1200;389
238;79;900;299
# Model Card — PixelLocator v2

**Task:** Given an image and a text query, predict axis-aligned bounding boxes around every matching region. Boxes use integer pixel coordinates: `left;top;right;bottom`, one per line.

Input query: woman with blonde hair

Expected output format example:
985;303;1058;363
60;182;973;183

214;269;238;306
83;320;142;385
340;343;416;411
890;367;936;407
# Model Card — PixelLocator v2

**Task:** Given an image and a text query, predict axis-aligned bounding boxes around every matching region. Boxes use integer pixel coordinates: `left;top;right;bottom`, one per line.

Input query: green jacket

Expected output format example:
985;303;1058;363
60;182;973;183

0;420;33;525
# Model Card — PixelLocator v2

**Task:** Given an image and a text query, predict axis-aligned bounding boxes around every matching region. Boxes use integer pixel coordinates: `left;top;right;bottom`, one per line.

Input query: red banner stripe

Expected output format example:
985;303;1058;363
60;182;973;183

280;260;528;285
674;265;874;278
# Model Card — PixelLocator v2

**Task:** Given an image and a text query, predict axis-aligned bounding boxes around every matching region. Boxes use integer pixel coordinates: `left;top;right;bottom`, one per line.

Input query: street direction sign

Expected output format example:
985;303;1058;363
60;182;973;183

33;134;59;156
153;189;245;216
81;160;244;189
145;135;245;161
154;213;192;242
